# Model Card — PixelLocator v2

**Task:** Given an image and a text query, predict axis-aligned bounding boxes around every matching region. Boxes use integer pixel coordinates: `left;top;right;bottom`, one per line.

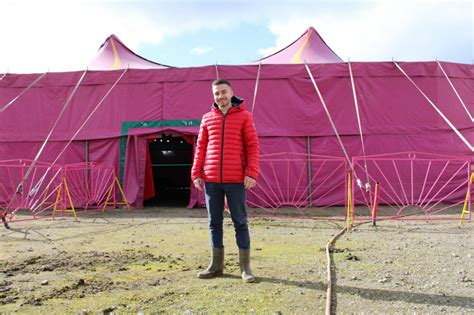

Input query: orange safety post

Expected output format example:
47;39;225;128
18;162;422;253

371;182;381;226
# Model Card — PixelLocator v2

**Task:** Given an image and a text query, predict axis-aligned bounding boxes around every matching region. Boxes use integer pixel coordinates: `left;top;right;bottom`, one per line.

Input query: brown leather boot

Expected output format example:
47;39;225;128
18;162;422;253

239;248;256;283
197;247;224;279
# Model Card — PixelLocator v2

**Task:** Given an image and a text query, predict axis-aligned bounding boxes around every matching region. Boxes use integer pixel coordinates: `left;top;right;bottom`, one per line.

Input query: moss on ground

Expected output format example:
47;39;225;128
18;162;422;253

0;208;472;313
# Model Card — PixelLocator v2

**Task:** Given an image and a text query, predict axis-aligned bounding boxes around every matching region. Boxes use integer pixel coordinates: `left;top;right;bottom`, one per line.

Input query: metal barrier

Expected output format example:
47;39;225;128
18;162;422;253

0;160;129;226
247;152;347;220
352;152;471;221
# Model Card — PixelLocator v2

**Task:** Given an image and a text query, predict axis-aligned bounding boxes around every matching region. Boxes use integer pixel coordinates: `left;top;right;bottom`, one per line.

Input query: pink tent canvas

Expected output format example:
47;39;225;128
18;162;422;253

254;26;343;64
88;34;171;70
0;27;472;213
0;62;472;209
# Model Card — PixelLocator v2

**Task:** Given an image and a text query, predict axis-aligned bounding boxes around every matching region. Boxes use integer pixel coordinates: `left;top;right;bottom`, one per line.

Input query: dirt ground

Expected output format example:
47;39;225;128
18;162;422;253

0;207;473;314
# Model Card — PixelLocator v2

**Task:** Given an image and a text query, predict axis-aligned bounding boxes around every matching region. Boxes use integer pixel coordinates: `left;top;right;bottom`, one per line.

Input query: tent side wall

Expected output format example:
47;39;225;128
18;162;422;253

0;62;472;207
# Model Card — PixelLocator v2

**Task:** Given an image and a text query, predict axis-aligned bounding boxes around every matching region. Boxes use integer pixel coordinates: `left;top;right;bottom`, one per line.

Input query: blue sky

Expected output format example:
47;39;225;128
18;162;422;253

0;0;472;73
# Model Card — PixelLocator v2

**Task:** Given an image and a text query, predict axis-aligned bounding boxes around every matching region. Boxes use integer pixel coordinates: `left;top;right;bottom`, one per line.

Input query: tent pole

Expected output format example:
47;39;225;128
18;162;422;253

307;136;312;207
250;62;262;114
85;140;89;163
215;63;219;78
85;140;89;195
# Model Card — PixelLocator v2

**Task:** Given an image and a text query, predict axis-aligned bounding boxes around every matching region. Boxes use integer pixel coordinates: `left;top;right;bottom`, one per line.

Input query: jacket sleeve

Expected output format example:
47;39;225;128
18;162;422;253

191;119;208;181
243;112;259;179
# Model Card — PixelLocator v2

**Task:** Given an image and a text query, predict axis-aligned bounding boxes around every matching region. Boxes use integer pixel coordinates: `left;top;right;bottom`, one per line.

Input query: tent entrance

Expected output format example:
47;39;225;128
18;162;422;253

144;134;193;207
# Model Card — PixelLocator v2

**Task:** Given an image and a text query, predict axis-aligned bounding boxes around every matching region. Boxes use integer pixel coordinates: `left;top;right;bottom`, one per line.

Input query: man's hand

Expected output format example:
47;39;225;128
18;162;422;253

244;176;256;190
193;178;203;191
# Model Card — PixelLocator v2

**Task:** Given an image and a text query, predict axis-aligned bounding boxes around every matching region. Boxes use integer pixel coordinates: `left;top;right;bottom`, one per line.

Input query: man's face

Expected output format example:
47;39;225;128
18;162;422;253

212;83;233;109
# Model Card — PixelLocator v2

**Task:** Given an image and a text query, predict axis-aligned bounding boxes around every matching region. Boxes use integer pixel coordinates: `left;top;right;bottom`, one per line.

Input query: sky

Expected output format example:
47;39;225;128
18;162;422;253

0;0;472;73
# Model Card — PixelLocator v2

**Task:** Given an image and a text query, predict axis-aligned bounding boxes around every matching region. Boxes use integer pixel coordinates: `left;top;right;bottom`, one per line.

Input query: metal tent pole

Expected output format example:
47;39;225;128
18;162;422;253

307;136;312;207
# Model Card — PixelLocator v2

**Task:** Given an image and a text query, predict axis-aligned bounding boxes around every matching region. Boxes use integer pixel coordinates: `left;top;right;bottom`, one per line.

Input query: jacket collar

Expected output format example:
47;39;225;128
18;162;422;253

212;96;244;111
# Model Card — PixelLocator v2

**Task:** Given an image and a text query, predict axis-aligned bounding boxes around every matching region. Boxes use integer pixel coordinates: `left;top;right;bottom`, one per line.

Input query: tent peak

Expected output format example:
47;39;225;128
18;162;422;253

254;26;343;64
89;34;172;70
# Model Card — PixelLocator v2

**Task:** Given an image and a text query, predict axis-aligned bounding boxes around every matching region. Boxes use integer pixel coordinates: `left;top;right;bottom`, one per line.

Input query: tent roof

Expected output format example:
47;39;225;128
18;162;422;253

254;26;343;64
88;34;171;70
1;61;471;142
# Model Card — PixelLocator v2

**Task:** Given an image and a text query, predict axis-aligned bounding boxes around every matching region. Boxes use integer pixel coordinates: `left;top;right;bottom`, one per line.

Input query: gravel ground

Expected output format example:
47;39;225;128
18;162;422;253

0;207;472;314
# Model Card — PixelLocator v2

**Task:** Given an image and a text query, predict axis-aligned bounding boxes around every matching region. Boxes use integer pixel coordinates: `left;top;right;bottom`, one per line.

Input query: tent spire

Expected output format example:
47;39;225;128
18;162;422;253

88;34;172;70
254;26;343;64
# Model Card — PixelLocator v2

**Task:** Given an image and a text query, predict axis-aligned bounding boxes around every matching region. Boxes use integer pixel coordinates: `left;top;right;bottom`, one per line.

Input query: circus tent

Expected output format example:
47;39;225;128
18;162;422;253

0;27;472;215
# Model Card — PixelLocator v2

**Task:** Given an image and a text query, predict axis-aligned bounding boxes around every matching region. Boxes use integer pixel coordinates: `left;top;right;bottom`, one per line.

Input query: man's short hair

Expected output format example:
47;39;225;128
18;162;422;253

212;78;232;87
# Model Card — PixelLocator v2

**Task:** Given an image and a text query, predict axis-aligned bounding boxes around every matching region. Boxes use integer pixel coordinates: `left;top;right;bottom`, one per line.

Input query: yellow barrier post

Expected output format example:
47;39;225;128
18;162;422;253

459;172;474;224
103;176;131;211
52;176;77;220
346;172;353;228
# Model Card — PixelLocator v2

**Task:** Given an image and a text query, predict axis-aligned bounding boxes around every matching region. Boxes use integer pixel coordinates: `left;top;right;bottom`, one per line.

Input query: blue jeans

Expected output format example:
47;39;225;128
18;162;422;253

204;182;250;249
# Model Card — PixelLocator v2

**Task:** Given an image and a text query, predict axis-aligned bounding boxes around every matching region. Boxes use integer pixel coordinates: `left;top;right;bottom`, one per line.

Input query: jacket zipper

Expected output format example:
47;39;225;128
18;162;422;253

220;112;227;183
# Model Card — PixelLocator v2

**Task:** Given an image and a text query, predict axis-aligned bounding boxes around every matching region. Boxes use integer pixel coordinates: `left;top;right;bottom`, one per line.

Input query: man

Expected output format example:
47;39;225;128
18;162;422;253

191;79;259;283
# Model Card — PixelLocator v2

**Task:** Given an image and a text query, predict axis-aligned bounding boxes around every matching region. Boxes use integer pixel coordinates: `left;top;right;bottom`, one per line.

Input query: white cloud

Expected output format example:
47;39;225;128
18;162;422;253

0;0;471;73
0;2;167;73
190;47;213;55
0;1;237;73
257;1;472;63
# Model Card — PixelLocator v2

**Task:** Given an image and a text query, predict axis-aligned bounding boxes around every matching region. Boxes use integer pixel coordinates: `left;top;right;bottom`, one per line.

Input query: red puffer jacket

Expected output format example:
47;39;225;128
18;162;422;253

191;97;259;183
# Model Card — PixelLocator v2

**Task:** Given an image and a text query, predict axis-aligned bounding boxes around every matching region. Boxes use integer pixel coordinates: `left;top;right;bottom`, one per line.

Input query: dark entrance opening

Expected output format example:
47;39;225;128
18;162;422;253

145;134;193;207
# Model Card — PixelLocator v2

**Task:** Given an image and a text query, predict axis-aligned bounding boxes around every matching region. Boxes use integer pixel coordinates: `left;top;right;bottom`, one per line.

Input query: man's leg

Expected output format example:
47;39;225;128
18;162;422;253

225;183;255;283
225;183;249;249
204;182;225;248
197;182;225;279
